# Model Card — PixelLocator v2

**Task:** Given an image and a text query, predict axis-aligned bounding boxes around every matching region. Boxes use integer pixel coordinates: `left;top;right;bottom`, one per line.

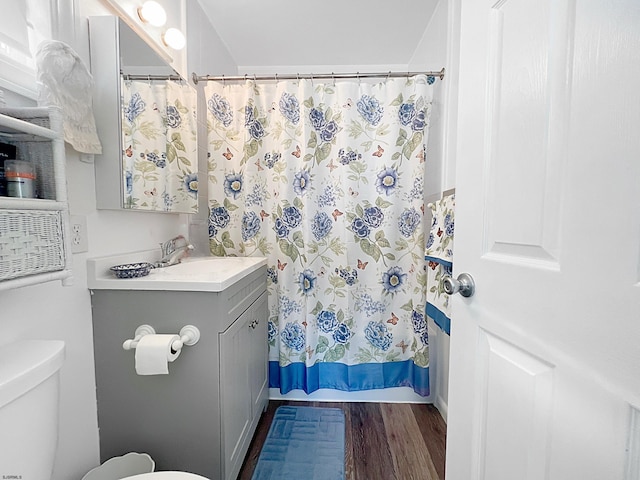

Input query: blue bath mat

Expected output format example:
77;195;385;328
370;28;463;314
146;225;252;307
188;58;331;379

251;406;345;480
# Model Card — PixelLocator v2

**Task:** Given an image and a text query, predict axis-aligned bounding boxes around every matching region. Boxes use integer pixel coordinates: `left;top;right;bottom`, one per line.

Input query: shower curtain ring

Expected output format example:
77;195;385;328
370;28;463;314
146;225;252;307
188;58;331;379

386;71;391;82
222;74;225;87
148;75;151;86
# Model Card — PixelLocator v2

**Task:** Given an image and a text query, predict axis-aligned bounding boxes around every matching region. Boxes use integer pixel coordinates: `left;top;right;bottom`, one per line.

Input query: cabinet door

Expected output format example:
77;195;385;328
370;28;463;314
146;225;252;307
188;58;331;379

219;306;252;480
249;292;268;417
220;291;269;480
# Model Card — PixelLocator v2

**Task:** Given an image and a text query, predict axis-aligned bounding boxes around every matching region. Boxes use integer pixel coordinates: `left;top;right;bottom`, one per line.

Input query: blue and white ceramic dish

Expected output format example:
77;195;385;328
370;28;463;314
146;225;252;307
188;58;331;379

109;262;153;279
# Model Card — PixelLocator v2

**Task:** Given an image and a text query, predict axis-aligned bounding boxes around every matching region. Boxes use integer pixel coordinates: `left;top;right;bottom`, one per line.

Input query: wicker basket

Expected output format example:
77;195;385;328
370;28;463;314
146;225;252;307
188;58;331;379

0;209;66;280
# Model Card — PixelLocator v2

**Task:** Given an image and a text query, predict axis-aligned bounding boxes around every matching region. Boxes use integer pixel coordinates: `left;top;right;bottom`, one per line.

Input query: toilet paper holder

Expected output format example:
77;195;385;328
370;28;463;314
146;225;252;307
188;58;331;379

122;324;201;352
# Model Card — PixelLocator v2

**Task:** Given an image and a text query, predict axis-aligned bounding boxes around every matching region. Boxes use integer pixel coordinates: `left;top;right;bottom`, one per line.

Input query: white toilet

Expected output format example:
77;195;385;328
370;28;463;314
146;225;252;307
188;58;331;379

123;475;209;480
0;340;208;480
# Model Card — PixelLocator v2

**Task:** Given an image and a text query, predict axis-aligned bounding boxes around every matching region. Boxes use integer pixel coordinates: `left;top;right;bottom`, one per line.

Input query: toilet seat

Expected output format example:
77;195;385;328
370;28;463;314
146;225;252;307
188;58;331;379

122;473;210;480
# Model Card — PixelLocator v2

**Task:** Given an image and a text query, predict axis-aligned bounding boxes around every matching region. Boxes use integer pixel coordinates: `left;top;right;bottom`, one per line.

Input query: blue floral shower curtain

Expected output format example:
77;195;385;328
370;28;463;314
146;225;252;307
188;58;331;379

205;75;435;396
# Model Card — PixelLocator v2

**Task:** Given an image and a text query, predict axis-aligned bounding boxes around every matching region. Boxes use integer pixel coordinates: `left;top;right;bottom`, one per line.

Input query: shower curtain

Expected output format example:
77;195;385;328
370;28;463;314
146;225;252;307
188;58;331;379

205;75;435;396
121;79;198;213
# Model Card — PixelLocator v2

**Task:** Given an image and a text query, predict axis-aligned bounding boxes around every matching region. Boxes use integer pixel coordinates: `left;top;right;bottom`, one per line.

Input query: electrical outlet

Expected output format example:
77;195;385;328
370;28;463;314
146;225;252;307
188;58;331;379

70;215;88;253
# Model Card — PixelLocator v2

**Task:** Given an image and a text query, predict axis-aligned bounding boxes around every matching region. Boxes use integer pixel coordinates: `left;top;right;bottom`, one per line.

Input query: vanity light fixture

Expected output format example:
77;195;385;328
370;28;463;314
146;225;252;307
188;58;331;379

137;1;167;27
162;27;186;50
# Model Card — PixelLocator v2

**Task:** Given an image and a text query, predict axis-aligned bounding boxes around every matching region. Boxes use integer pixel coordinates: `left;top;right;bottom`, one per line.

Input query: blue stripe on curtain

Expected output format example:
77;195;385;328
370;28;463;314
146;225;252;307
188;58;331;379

269;360;430;397
426;303;451;335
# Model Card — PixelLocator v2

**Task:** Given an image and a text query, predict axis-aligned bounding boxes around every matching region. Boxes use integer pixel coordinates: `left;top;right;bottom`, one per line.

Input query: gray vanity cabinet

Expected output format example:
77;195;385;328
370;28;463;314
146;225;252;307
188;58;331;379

89;265;268;479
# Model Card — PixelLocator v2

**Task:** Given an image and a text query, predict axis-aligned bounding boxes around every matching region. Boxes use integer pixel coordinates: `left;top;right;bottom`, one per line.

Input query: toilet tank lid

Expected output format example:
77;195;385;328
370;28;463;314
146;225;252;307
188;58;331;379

0;340;65;409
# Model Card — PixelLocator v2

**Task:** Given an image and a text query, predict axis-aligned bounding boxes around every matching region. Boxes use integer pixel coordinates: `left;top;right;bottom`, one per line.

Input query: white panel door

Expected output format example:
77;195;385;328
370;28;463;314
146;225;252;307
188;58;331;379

446;1;640;479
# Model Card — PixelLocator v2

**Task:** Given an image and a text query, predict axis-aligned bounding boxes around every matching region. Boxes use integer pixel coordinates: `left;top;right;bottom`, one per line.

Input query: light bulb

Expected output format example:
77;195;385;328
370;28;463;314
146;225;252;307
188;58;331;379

137;1;167;27
162;28;186;50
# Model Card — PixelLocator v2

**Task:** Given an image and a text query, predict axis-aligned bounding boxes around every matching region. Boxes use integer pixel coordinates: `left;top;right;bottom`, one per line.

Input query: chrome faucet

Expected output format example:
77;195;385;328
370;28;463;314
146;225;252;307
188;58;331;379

155;235;194;267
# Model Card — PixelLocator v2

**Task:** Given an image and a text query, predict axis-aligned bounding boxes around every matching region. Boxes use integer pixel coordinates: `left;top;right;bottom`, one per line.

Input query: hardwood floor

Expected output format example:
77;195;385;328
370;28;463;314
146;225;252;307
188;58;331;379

238;401;447;480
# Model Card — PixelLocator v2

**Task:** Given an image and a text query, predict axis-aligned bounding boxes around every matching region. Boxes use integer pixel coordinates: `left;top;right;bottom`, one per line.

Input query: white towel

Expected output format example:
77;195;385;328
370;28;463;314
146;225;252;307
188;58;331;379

425;193;455;334
426;261;452;334
425;193;455;266
36;40;103;154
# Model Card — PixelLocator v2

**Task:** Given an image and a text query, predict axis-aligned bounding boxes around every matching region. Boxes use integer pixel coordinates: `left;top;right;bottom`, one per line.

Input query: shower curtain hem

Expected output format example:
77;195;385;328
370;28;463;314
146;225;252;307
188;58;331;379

269;359;430;397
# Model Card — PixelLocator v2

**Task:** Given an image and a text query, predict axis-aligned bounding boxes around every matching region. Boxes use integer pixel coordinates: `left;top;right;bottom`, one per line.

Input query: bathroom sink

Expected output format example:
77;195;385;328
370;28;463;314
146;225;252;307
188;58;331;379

87;251;267;292
160;256;262;276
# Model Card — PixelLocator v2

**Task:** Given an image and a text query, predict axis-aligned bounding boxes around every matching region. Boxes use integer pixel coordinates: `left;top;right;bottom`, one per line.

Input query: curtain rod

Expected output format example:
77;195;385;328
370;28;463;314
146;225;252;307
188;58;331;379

122;74;184;81
191;68;445;84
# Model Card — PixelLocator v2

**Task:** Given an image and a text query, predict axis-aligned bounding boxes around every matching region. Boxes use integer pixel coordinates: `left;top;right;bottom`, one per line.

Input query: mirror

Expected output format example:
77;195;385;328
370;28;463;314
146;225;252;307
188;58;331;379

89;16;197;213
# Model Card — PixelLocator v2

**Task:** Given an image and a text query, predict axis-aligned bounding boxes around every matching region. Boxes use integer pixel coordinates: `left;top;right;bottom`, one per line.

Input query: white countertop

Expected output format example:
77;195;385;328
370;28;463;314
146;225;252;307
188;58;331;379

87;250;267;292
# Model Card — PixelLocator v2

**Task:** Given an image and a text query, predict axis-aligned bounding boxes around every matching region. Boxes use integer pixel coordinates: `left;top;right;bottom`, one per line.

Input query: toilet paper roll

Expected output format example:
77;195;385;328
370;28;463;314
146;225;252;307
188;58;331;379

134;334;181;375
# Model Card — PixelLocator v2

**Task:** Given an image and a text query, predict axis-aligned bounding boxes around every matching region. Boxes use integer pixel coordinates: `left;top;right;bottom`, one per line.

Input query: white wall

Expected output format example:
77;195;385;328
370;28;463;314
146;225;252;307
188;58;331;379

0;1;235;478
187;1;237;79
410;0;460;195
408;0;462;421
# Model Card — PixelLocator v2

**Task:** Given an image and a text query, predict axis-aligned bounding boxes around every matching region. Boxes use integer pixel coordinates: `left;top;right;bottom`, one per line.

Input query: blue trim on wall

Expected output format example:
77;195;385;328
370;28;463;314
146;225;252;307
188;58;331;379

426;303;451;335
269;360;430;397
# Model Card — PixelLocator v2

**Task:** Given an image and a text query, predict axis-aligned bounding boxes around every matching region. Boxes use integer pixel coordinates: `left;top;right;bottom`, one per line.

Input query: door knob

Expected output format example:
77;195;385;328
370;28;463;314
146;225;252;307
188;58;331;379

443;273;475;298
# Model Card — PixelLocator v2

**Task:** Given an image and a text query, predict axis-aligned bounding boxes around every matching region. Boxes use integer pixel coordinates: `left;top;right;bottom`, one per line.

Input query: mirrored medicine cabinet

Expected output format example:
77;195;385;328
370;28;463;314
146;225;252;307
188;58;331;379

89;16;198;214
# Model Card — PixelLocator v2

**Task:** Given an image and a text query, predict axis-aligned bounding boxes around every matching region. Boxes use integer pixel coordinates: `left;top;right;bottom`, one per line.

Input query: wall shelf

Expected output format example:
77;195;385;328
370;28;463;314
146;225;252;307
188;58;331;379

0;106;72;290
